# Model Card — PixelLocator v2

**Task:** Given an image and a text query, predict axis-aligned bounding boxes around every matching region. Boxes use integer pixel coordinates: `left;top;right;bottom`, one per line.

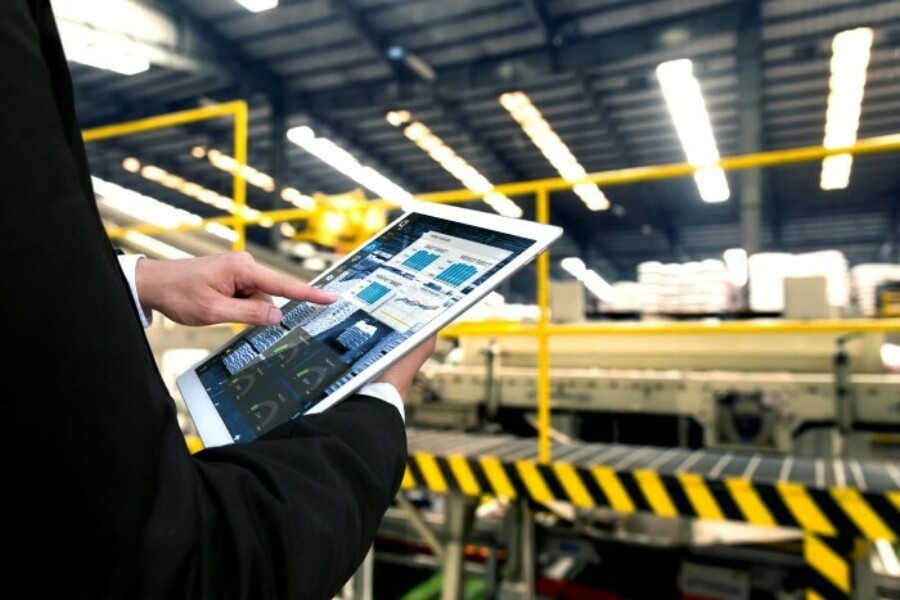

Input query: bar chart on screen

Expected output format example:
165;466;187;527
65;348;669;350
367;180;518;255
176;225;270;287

390;231;512;287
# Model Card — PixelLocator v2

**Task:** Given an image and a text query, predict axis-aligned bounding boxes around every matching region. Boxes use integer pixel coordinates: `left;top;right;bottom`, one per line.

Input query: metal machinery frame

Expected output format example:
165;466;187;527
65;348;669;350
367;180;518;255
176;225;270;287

84;102;900;599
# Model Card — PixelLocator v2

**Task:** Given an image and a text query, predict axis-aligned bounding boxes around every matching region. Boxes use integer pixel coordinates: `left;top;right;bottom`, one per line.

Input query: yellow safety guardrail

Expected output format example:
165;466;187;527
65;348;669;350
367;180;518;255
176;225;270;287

83;100;250;251
441;318;900;337
404;427;899;600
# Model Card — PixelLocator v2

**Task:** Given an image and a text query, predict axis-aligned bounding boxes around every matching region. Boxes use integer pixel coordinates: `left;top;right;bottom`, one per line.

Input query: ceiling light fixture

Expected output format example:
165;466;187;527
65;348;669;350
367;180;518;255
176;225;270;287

560;257;617;302
122;231;194;260
95;176;239;243
190;146;316;211
52;0;162;75
279;187;317;210
656;59;729;203
286;126;415;209
234;0;278;13
56;21;151;75
122;158;264;226
387;114;522;218
499;92;609;211
820;27;874;191
191;146;275;192
94;176;202;230
122;157;141;173
386;110;412;127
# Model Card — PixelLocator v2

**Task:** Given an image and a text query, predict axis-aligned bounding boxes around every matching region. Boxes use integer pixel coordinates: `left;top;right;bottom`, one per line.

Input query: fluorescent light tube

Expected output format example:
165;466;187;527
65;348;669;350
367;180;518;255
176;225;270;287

94;176;201;230
560;257;617;302
123;231;194;260
499;92;609;211
560;257;587;277
56;20;151;75
657;59;729;203
820;27;873;191
388;113;522;218
287;126;415;209
234;0;278;12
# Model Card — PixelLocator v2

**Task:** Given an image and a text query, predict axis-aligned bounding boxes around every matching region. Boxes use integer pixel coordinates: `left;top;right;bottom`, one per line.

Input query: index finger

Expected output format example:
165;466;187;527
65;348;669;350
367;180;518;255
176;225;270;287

240;264;337;305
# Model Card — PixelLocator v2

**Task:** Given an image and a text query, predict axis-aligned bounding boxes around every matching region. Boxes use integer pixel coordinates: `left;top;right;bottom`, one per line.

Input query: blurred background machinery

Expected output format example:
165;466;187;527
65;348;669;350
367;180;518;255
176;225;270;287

409;321;900;458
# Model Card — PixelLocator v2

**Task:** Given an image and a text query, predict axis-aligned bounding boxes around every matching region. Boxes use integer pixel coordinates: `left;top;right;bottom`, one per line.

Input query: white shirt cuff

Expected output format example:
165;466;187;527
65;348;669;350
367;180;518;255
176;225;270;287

357;382;405;422
117;254;153;328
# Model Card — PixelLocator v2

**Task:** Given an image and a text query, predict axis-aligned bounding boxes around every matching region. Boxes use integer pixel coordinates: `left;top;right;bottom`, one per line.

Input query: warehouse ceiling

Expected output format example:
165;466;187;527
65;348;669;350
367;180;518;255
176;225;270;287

67;0;900;296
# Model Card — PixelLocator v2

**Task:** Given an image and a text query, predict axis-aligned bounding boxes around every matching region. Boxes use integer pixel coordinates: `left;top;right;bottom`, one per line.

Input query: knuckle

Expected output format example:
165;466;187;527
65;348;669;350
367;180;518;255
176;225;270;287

230;251;254;266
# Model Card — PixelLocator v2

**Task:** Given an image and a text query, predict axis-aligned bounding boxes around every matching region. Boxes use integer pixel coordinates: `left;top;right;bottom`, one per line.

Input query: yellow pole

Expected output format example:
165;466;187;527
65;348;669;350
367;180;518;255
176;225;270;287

232;101;249;252
536;188;552;464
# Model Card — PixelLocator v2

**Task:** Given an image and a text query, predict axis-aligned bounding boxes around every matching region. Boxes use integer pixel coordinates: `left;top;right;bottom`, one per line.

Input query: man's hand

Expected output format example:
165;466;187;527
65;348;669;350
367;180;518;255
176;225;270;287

373;335;437;400
135;252;336;326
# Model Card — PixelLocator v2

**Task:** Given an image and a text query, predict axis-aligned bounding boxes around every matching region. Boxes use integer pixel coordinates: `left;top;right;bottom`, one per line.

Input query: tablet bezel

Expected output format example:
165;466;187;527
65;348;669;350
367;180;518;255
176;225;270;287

176;200;563;448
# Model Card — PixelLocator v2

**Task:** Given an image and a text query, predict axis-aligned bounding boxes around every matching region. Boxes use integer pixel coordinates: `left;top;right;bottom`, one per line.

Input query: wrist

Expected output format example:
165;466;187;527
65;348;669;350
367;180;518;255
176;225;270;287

134;257;164;313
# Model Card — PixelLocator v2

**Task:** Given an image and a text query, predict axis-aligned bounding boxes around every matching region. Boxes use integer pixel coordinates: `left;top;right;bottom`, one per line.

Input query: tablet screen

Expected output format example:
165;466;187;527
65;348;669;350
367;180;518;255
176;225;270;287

193;212;535;441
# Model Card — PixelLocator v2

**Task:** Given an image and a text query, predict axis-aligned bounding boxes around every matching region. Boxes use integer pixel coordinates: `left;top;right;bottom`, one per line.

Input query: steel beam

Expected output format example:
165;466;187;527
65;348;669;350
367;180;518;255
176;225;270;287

326;0;400;78
521;0;558;46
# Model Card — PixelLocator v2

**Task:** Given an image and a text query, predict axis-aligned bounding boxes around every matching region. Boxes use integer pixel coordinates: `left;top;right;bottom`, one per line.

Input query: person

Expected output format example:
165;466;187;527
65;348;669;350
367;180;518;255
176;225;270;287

1;2;435;599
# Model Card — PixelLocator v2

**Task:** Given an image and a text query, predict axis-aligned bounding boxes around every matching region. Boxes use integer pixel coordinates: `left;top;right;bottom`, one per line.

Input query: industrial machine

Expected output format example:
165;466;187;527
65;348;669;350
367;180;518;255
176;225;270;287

407;323;900;459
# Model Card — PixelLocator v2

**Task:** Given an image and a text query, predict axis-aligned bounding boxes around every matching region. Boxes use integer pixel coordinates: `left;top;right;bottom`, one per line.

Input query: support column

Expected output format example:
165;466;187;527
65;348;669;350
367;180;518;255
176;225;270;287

498;499;536;600
268;87;287;249
441;493;477;600
738;1;764;255
341;545;374;600
886;196;900;262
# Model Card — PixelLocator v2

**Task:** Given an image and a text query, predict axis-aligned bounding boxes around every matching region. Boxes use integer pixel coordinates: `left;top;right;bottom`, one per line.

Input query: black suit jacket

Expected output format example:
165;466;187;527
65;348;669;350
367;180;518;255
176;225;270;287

0;3;406;599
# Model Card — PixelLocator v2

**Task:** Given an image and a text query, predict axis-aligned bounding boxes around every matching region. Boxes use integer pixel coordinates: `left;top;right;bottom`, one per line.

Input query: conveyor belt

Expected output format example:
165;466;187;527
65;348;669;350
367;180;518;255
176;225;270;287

402;428;900;541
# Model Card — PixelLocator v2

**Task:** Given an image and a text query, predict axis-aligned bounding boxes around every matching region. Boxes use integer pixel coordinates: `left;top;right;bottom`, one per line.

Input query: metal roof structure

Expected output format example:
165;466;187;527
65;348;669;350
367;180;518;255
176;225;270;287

68;0;900;298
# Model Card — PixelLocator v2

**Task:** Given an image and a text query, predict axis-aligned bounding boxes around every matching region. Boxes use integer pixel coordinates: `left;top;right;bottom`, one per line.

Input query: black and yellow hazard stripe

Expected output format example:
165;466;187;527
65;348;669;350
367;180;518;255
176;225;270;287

804;533;853;600
402;452;900;542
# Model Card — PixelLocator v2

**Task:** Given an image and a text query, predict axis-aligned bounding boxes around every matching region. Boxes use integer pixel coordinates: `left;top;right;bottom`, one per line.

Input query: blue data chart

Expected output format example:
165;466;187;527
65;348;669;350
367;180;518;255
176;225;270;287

436;263;478;286
402;250;440;271
356;281;391;304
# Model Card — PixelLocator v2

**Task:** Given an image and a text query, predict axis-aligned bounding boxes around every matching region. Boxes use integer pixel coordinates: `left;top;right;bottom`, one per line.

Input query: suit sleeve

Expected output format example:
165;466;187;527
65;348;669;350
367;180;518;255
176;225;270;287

139;396;407;600
0;3;406;599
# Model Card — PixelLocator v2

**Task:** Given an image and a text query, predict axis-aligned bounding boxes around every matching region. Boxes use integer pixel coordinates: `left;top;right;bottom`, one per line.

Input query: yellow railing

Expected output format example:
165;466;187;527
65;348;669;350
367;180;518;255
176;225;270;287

83;100;250;250
442;319;900;337
84;101;900;464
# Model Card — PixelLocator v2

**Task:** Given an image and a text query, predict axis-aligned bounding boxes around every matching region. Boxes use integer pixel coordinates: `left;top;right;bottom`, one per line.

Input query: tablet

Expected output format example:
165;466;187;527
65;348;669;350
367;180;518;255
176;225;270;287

176;200;563;447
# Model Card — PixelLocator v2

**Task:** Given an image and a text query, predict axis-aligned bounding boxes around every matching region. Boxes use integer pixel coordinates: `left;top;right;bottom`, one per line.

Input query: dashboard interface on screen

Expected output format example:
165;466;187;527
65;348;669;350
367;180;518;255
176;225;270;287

194;213;534;442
